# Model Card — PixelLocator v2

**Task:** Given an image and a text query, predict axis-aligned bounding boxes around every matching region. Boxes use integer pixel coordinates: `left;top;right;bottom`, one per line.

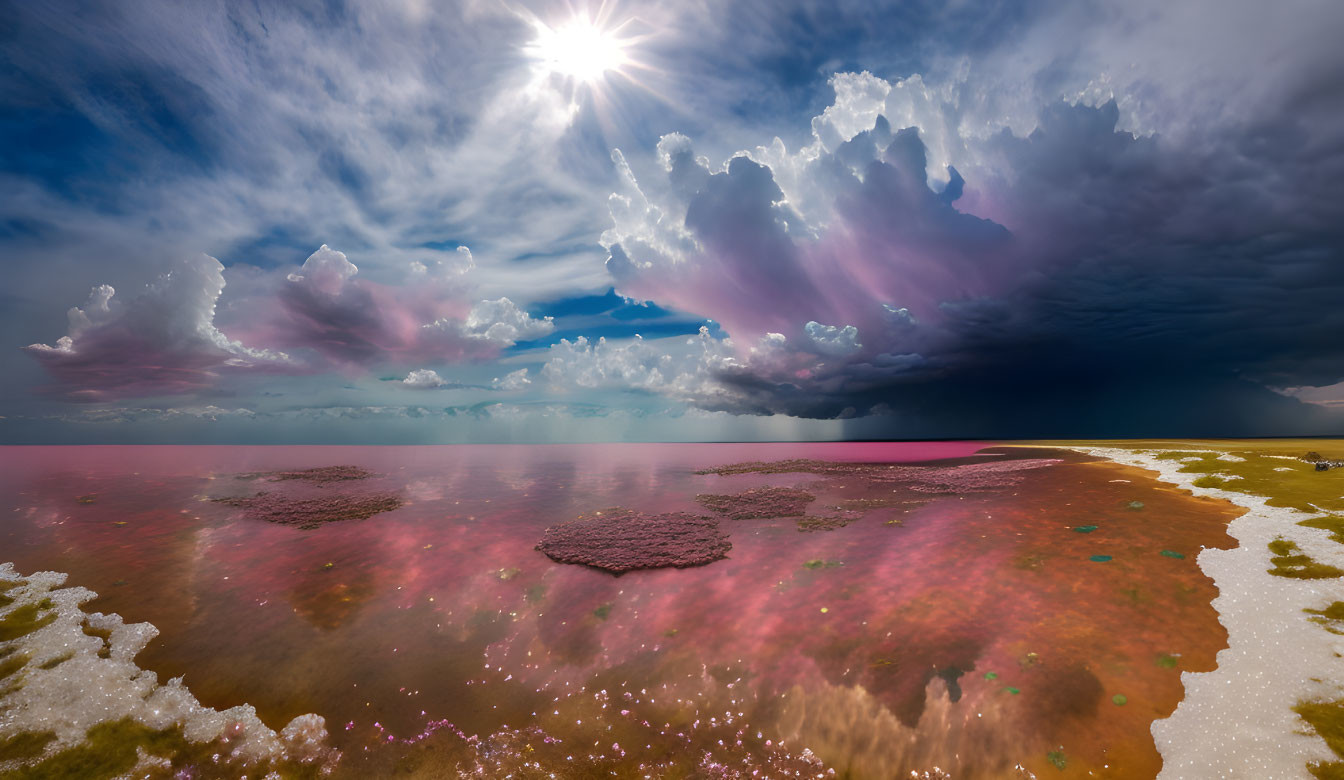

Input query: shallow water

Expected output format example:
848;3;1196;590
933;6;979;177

0;443;1243;777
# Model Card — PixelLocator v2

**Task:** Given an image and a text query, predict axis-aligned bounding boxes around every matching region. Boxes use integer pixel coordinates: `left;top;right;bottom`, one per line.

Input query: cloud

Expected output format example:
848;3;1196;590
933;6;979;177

583;66;1344;428
458;297;555;345
604;84;1012;352
402;369;447;389
541;328;731;397
261;244;477;367
492;368;532;391
1;399;848;445
235;245;554;369
23;254;290;401
7;0;1344;438
22;244;558;398
409;247;476;279
804;321;862;357
41;405;259;424
538;327;912;417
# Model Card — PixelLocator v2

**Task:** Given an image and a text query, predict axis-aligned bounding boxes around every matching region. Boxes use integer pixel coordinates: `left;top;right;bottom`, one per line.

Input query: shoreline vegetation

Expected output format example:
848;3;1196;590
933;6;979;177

1042;440;1344;779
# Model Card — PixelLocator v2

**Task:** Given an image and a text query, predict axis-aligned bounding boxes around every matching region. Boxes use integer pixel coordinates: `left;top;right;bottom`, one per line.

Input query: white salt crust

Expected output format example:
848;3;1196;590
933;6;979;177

0;562;338;774
1075;448;1344;780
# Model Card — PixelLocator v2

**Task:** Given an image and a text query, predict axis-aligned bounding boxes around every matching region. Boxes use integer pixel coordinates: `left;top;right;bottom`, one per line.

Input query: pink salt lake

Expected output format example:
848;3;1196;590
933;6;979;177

0;443;1239;778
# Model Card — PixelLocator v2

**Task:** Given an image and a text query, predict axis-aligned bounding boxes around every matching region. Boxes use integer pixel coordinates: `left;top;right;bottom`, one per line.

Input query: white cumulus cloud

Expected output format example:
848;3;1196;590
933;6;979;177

402;368;448;389
492;368;532;391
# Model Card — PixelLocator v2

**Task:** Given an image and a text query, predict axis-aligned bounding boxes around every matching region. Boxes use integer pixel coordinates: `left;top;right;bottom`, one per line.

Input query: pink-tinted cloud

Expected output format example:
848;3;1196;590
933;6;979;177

24;254;292;401
242;245;553;369
24;246;554;399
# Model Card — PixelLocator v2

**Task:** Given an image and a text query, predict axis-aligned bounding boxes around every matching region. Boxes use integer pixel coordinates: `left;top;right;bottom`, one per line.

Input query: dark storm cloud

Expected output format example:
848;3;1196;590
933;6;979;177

579;81;1344;434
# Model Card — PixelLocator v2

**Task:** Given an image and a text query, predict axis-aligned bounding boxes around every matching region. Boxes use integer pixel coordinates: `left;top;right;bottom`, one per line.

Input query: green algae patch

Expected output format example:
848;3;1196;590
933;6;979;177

1306;602;1344;635
1156;653;1181;669
80;622;113;659
2;712;327;779
1294;699;1344;780
0;650;29;682
0;731;56;764
1058;440;1344;514
9;719;183;779
1191;476;1225;489
593;603;613;620
1046;749;1068;770
802;559;844;570
0;599;57;642
1003;686;1020;695
1268;538;1344;580
2;718;289;780
1160;549;1186;559
1300;517;1344;545
1089;555;1113;562
1156;443;1344;514
37;652;73;671
1073;525;1098;533
1112;694;1128;706
1153;451;1206;461
984;671;998;680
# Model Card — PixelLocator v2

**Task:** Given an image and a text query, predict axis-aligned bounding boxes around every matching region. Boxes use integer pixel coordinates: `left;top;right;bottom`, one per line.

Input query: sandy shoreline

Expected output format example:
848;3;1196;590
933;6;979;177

1065;445;1344;779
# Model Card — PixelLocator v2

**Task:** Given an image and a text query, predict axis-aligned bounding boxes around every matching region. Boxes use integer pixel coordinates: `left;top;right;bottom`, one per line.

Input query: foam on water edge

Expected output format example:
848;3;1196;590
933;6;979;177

0;562;339;775
1074;447;1344;780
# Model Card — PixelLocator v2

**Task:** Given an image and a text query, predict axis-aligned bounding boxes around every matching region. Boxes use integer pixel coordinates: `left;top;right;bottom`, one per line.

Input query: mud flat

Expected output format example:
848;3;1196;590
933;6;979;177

1063;443;1344;779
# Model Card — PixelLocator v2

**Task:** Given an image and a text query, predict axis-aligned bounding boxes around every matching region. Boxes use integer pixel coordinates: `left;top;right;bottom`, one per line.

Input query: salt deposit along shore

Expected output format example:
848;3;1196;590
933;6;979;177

1065;445;1344;780
0;563;339;776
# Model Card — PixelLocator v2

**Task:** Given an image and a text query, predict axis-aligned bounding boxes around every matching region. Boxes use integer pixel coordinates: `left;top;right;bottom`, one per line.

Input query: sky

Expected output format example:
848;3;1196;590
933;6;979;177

2;0;1343;443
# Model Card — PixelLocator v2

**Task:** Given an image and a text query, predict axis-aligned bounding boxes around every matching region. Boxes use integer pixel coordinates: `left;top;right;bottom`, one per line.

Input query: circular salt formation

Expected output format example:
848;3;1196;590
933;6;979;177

537;508;731;573
211;492;403;529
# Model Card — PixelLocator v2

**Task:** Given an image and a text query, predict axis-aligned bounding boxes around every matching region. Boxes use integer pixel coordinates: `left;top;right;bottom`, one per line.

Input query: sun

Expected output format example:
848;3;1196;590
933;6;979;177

526;15;633;85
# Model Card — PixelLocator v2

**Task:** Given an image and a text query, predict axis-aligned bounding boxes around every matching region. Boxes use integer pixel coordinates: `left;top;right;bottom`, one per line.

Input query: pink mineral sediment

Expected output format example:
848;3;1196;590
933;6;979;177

212;491;403;529
237;465;376;483
537;508;731;573
795;510;865;532
695;486;816;520
698;458;1060;493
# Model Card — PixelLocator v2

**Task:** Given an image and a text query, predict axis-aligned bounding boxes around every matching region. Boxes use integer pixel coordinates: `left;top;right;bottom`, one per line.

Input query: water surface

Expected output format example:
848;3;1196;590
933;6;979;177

0;443;1241;777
